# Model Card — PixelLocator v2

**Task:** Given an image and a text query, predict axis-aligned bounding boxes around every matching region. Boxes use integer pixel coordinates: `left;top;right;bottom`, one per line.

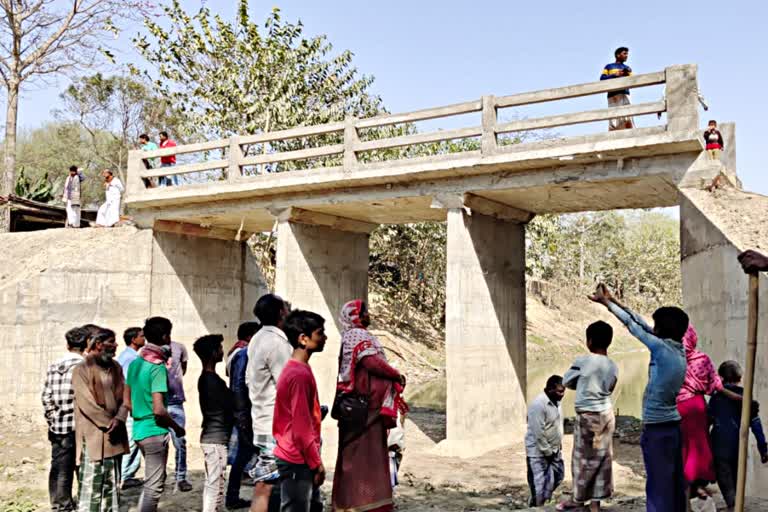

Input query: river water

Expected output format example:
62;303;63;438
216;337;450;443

407;350;651;418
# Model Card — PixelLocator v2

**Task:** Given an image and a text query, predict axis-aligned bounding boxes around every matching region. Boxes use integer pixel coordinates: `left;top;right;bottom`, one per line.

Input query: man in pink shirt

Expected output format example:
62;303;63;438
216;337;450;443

159;131;178;187
272;310;327;512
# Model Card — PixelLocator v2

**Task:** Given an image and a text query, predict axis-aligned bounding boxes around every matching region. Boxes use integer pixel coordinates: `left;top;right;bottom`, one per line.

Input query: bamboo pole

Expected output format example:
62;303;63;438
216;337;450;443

735;273;760;512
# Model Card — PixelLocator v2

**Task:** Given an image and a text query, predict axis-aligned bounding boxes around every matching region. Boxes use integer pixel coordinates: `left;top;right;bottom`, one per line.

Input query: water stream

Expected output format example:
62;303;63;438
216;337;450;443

406;350;651;418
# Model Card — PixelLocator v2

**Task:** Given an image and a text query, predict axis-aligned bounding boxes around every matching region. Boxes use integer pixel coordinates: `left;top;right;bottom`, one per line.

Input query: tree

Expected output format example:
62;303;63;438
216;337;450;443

57;72;181;183
15;121;118;206
0;0;149;231
134;0;383;143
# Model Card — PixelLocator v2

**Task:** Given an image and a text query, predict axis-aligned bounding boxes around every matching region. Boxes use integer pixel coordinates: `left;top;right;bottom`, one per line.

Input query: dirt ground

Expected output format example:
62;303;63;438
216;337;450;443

683;187;768;252
4;409;768;512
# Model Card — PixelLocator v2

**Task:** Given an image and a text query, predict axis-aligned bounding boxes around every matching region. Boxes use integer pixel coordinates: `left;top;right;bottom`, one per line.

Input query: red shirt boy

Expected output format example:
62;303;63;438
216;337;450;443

272;309;327;509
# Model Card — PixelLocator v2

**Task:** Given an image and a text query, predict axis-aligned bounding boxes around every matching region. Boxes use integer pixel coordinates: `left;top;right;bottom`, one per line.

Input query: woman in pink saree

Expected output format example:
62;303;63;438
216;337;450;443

332;300;408;512
677;325;740;501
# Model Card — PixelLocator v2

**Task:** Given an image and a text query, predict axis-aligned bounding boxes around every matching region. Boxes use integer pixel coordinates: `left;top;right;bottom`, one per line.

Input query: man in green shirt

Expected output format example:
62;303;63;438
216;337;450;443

138;133;159;188
124;317;185;512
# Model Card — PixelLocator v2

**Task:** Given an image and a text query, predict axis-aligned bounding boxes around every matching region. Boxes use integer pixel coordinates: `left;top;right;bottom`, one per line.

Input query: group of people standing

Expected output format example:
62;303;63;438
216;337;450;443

525;250;768;512
41;294;407;512
60;130;179;229
62;167;124;229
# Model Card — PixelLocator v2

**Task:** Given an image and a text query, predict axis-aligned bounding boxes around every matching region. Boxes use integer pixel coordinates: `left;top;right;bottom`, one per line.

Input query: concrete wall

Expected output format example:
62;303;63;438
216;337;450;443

274;220;370;406
681;196;768;498
440;209;527;457
0;227;266;418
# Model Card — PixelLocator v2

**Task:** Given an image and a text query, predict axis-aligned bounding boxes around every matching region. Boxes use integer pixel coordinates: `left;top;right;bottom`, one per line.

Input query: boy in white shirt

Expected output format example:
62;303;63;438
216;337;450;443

561;321;619;512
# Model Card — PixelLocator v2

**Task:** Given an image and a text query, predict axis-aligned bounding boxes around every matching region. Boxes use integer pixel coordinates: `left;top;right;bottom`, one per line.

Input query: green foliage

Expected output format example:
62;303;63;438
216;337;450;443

370;223;448;326
0;488;40;512
525;210;681;311
14;168;53;203
14;122;116;207
57;72;181;181
133;0;383;140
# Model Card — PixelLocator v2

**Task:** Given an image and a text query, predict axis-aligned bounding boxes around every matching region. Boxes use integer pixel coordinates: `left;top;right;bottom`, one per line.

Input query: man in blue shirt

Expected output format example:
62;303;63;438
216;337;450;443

589;284;688;512
600;47;635;131
225;321;261;509
116;327;145;489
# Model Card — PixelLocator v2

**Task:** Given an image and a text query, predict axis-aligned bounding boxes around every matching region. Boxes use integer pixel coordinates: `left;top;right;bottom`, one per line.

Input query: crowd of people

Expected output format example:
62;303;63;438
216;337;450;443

42;294;406;512
40;250;768;512
524;250;768;512
61;131;179;229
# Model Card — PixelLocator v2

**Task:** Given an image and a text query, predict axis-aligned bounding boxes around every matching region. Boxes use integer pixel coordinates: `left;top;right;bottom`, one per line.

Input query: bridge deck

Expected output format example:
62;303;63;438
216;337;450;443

126;65;705;235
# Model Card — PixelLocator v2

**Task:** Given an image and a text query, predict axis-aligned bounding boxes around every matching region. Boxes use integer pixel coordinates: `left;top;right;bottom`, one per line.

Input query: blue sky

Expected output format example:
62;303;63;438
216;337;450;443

13;0;768;194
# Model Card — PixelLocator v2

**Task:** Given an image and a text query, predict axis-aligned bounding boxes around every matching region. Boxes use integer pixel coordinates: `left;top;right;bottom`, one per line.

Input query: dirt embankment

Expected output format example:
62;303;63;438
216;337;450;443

682;187;768;253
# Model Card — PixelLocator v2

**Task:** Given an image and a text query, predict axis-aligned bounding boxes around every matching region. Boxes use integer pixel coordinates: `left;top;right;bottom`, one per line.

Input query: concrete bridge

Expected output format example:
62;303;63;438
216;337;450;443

124;63;728;457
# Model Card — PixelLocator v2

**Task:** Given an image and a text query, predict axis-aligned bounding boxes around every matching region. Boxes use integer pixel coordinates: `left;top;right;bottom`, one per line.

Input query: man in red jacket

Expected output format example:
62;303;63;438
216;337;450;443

159;131;178;187
272;310;327;512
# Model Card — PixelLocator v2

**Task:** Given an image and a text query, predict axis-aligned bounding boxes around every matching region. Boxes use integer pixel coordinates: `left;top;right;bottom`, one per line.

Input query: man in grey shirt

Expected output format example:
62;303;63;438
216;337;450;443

562;321;619;511
525;375;565;507
245;294;291;512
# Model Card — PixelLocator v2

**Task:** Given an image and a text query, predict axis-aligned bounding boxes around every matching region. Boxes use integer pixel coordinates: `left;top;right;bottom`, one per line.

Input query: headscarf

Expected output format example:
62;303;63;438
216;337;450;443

677;325;723;403
339;299;365;332
337;299;385;389
336;300;408;423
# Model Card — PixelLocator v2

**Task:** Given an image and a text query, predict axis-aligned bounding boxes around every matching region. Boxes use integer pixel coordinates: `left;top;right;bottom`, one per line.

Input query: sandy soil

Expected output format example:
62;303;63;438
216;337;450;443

6;408;768;512
683;187;768;253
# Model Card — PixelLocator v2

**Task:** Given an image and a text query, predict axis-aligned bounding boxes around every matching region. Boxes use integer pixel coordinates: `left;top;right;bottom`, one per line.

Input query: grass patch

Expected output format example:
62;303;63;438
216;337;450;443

0;488;46;512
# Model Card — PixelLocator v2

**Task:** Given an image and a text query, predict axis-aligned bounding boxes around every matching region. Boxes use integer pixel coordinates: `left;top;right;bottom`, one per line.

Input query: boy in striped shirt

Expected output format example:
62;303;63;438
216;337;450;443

601;47;634;131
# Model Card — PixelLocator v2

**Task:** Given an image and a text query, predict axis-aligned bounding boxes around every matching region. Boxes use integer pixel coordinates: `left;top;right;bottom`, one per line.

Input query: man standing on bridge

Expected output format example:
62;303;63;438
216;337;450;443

159;131;178;187
600;47;635;131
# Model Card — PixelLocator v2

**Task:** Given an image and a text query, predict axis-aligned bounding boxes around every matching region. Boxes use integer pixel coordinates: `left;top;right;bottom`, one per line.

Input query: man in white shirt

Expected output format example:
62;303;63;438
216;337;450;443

525;375;566;507
245;294;291;512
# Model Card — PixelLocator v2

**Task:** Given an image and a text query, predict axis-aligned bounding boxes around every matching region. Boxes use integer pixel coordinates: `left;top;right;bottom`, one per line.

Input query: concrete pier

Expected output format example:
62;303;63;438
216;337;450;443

274;213;372;402
441;209;528;456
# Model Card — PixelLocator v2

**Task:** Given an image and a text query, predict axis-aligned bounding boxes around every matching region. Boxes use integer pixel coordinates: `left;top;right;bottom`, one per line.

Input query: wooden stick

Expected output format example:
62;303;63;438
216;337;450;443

735;273;760;512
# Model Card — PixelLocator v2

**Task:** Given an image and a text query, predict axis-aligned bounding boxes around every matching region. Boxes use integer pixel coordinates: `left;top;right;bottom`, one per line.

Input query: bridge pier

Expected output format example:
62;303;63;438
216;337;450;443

680;193;768;498
439;208;527;457
274;218;371;403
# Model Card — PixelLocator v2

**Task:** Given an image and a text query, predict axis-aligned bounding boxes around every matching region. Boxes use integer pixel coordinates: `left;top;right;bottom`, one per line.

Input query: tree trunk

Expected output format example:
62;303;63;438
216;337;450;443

1;82;20;232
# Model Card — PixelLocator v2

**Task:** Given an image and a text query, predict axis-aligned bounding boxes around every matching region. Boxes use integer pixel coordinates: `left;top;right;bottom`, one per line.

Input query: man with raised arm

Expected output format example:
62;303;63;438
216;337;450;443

589;284;688;512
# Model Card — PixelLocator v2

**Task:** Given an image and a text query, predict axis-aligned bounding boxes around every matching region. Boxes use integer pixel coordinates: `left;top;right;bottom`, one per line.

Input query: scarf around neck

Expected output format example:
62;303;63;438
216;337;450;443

140;342;172;368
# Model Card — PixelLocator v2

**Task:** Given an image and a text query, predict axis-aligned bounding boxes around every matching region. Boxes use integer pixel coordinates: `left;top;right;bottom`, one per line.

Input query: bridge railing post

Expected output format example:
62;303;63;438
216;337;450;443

481;95;497;155
228;135;242;182
344;117;359;171
125;149;146;200
665;64;699;133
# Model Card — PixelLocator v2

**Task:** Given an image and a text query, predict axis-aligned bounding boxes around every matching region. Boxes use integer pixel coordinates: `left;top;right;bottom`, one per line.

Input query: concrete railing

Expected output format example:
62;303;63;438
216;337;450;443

127;64;699;196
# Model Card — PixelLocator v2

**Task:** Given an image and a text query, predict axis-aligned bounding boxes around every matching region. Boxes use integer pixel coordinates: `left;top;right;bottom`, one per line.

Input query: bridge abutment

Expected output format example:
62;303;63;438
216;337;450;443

680;193;768;498
439;208;528;457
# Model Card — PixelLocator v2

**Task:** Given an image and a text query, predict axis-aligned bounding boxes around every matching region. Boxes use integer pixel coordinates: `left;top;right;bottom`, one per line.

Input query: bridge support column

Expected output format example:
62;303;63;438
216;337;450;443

274;219;371;403
680;194;768;498
439;208;527;457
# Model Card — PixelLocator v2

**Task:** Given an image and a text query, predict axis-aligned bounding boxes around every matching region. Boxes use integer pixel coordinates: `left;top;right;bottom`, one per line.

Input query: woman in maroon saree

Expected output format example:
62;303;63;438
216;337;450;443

332;300;408;512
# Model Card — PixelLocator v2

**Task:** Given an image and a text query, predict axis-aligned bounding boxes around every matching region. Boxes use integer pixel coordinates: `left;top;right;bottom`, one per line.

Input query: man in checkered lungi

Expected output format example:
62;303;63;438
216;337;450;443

72;328;129;512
